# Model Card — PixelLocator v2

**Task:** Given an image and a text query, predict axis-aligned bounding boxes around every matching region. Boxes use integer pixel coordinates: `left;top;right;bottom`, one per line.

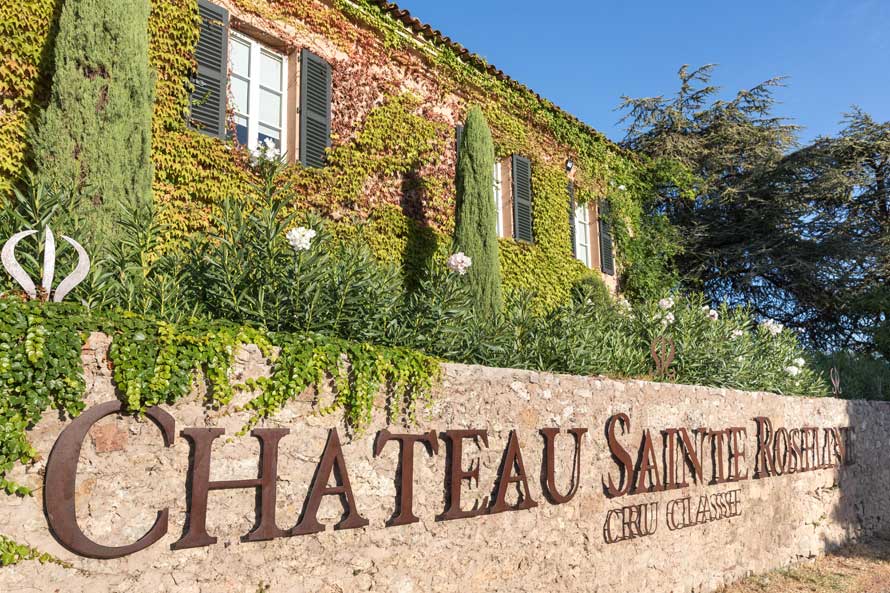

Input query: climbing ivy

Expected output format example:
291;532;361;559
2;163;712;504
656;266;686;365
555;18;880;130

2;0;687;303
0;0;62;197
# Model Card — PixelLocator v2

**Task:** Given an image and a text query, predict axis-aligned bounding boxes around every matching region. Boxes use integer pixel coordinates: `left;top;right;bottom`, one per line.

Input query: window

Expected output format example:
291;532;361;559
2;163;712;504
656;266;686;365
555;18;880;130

574;204;591;267
229;32;287;152
493;161;504;236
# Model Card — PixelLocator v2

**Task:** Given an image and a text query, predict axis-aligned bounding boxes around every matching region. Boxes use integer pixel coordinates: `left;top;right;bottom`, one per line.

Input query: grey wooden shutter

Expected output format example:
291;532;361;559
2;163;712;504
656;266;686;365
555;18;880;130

300;49;332;168
455;124;464;165
599;200;615;275
190;0;229;138
568;181;576;257
512;155;534;242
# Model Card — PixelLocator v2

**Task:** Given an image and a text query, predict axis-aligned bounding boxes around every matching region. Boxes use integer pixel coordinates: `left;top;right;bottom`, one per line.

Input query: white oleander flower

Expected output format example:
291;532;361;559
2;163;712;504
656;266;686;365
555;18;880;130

617;297;632;311
658;297;674;310
794;357;806;367
660;312;675;326
731;329;744;339
263;138;280;157
707;309;719;321
286;226;316;251
446;252;472;275
785;365;801;377
253;138;280;160
761;319;784;336
618;184;627;191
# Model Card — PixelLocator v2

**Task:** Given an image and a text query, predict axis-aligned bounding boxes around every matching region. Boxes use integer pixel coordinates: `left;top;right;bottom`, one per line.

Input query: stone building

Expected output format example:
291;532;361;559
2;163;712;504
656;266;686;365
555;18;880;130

186;0;623;293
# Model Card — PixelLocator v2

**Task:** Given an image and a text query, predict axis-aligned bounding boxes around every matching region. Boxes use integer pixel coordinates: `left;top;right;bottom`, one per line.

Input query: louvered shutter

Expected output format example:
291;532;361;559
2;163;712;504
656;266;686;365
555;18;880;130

599;200;615;275
512;155;534;243
455;124;464;159
190;0;229;138
568;181;576;257
300;49;332;168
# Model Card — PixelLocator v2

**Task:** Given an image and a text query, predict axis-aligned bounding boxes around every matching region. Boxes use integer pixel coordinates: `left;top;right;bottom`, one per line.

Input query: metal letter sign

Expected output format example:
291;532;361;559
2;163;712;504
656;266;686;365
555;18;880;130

1;227;89;302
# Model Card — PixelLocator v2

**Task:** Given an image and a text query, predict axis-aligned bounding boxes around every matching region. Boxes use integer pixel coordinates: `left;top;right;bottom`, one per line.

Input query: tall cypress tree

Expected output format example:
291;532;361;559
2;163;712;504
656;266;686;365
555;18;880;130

32;0;154;242
454;106;503;316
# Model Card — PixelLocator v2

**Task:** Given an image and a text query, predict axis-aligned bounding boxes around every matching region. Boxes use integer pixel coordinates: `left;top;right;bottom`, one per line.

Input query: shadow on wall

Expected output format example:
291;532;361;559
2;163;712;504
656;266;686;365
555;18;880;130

399;169;440;291
822;398;890;558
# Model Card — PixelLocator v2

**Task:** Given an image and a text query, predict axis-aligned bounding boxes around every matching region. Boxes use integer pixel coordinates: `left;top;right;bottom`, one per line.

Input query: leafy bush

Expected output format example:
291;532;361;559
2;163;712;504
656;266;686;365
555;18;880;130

0;165;836;399
813;351;890;401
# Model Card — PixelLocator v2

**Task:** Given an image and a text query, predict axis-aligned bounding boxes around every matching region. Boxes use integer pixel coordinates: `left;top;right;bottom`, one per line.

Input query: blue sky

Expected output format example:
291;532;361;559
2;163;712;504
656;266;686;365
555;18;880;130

396;0;890;145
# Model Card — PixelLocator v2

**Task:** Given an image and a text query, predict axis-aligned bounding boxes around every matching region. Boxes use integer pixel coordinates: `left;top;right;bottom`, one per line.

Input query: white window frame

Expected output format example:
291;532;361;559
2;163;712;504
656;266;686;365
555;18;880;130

493;161;504;237
574;203;591;267
229;31;288;153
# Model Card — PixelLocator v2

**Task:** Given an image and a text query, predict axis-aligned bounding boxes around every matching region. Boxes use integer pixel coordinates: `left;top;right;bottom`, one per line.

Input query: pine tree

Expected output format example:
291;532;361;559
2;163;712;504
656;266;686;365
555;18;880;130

32;0;154;244
453;106;503;316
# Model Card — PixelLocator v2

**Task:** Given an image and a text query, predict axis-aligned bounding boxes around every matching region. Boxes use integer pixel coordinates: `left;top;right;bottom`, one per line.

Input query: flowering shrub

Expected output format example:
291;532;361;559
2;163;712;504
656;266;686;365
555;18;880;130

169;190;834;397
446;252;472;275
0;172;851;401
286;226;317;252
625;294;827;395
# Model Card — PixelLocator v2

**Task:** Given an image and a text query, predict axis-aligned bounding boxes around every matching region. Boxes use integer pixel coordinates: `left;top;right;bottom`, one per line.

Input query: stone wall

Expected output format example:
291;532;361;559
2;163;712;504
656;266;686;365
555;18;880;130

1;335;888;593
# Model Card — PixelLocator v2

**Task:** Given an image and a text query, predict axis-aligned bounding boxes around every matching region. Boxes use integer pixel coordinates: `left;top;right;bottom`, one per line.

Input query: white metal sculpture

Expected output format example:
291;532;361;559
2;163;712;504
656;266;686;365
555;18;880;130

1;227;90;302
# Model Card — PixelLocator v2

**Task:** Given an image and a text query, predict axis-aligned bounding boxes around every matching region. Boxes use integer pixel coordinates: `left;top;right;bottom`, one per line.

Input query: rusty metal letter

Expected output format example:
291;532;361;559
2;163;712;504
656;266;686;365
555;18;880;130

44;400;174;559
440;429;489;521
490;430;537;514
753;417;776;478
540;427;587;504
374;429;439;527
172;427;289;550
603;413;633;498
289;428;370;535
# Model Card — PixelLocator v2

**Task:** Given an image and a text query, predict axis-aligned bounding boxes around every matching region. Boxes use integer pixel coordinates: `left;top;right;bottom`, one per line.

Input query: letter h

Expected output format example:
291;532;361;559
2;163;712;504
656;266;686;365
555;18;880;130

172;428;289;550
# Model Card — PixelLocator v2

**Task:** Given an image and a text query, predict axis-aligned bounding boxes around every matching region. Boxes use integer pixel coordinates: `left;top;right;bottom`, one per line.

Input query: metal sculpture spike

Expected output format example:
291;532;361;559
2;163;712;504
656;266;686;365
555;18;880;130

1;227;90;302
651;335;677;381
830;367;842;397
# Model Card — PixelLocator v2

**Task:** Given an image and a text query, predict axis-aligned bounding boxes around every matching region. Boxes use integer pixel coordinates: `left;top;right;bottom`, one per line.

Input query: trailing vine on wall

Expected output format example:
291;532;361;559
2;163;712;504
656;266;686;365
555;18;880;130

0;294;439;565
0;535;69;568
0;298;85;495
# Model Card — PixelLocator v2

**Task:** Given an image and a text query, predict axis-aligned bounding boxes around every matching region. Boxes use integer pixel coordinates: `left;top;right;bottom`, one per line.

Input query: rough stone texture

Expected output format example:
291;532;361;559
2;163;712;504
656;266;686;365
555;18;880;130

1;333;889;592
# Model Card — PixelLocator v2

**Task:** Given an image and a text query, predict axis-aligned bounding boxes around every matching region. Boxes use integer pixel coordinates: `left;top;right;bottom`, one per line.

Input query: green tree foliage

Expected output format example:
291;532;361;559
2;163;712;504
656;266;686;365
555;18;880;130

453;106;503;316
762;109;890;353
31;0;154;244
619;65;798;307
620;65;889;354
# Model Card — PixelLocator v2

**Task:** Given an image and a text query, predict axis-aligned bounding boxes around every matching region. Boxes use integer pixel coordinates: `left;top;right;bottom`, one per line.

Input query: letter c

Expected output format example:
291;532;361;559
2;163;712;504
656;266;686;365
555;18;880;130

44;400;174;559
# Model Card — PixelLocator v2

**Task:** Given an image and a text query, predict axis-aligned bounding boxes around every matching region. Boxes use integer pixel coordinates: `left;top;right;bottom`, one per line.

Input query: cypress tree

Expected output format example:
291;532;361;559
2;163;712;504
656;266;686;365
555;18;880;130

454;106;503;316
32;0;154;243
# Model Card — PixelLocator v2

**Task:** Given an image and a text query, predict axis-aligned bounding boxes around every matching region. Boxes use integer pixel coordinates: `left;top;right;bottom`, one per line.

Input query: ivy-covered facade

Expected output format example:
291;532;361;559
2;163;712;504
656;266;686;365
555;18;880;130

2;0;683;307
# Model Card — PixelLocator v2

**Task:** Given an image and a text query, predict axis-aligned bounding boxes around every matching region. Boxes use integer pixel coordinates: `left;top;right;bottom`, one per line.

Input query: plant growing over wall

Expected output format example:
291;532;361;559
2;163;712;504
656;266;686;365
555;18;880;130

453;106;502;316
30;0;155;244
0;535;68;567
0;298;86;495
